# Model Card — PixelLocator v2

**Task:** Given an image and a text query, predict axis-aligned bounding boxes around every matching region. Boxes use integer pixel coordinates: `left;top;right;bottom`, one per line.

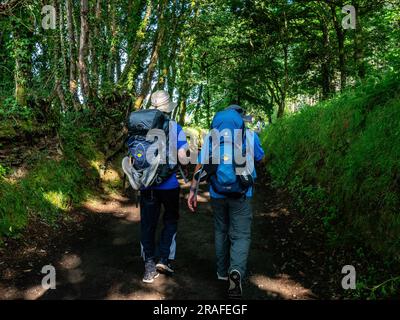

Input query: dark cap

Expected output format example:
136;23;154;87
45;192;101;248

225;104;244;114
225;105;253;123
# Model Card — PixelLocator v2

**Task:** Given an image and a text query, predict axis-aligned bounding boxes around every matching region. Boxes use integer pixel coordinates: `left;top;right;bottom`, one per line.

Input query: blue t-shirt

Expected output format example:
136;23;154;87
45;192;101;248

199;129;265;199
146;122;187;190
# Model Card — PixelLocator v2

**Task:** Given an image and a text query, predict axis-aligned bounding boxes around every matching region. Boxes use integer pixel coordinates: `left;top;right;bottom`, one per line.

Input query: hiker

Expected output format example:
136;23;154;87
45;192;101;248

187;105;265;299
122;90;187;283
256;118;262;133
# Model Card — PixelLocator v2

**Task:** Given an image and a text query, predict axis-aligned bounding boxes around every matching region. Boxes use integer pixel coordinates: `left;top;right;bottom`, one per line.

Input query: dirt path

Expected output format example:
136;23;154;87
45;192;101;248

0;166;346;300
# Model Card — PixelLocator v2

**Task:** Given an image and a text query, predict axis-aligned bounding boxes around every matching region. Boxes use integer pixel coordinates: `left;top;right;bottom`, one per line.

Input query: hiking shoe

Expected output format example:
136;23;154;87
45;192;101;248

217;272;228;281
143;259;159;283
156;259;175;274
228;270;242;299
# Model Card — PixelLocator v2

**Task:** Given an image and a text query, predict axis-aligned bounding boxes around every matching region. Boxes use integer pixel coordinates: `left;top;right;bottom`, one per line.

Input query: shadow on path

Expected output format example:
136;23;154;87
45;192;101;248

1;173;344;300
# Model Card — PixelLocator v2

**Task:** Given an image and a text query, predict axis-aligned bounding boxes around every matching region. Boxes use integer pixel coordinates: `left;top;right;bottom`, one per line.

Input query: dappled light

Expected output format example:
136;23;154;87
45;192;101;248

2;175;325;300
249;274;314;300
43;191;69;211
59;254;82;270
84;195;140;222
24;285;49;300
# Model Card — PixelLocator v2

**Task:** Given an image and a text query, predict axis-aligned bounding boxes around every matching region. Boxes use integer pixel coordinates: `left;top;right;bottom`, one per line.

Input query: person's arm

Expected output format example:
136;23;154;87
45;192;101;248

187;163;202;212
187;132;211;212
177;123;189;166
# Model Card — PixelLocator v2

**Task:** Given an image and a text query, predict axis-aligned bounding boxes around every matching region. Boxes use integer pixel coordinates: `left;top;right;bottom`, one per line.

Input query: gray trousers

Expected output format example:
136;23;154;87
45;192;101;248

210;197;253;278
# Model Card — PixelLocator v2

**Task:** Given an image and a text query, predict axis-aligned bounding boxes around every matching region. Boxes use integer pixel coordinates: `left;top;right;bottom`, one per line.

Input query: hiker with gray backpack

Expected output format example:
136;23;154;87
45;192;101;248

122;90;187;283
187;105;265;299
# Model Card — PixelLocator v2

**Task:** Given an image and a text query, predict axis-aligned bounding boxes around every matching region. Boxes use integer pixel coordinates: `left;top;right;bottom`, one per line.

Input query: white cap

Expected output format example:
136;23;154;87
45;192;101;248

150;90;177;113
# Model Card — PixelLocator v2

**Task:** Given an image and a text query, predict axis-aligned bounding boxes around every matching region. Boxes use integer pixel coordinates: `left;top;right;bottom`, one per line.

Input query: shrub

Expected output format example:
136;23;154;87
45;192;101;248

262;72;400;260
0;116;103;241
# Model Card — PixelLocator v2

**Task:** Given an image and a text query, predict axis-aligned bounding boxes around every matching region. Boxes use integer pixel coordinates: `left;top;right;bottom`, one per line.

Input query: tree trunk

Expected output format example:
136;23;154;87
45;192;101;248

55;80;67;111
157;65;168;90
59;1;67;84
276;46;288;118
15;66;27;107
116;50;121;81
166;23;184;98
107;0;118;83
66;0;80;110
119;0;152;87
91;0;101;91
338;32;346;90
353;2;366;79
134;0;168;110
178;95;187;125
167;46;178;97
53;0;67;112
276;9;289;118
127;0;144;49
13;30;30;107
193;84;203;125
78;0;91;104
277;100;285;118
172;93;180;120
320;16;332;99
158;0;181;92
206;67;211;127
330;4;347;91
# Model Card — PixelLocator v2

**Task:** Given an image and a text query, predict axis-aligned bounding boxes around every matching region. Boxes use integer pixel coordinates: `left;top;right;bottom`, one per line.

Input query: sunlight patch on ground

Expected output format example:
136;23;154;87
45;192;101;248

83;193;139;221
101;167;120;182
249;274;314;300
183;190;210;203
196;192;210;203
90;159;103;174
6;166;29;183
59;253;82;270
107;290;164;300
0;285;20;299
105;276;180;300
58;253;85;285
24;285;49;300
101;167;122;194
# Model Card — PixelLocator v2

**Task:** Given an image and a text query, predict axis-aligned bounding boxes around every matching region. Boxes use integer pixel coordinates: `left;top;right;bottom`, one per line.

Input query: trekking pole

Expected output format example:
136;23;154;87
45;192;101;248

193;166;204;199
135;190;140;208
178;165;189;184
122;173;127;194
194;179;200;199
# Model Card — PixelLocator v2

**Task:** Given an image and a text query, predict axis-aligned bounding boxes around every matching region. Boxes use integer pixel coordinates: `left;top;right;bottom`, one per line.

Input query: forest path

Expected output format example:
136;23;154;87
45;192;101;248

0;163;345;300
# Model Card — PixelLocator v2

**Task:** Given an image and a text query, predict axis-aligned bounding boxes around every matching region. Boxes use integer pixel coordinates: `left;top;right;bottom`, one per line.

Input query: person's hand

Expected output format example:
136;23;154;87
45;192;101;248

187;188;198;212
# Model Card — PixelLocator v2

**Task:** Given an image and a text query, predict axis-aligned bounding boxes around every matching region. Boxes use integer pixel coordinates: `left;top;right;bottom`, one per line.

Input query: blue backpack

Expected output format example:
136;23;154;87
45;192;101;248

125;109;177;187
207;109;254;198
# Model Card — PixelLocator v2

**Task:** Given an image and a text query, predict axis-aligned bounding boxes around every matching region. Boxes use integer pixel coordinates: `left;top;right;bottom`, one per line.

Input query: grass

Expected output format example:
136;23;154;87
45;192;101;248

0;114;104;242
262;72;400;298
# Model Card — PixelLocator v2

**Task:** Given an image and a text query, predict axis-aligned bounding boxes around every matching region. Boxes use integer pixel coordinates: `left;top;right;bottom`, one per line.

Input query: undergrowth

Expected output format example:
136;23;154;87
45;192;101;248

0;112;104;242
262;72;400;298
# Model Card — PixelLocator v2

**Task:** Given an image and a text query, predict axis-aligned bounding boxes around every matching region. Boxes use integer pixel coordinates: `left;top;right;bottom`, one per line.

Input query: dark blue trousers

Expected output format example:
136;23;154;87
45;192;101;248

140;188;180;261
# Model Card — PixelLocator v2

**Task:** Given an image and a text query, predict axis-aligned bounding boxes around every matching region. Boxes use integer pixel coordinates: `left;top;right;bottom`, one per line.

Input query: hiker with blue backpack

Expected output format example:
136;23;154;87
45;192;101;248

187;105;265;299
122;90;187;283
